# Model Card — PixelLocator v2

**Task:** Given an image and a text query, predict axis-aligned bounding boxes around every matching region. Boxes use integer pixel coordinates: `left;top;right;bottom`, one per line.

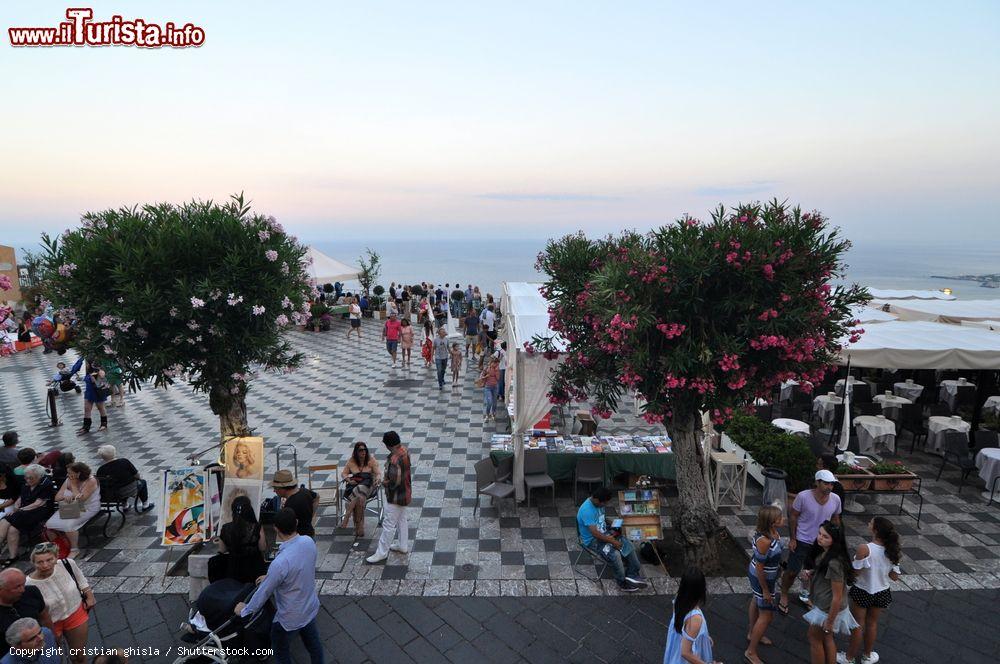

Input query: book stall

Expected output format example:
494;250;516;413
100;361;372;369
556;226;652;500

489;429;676;482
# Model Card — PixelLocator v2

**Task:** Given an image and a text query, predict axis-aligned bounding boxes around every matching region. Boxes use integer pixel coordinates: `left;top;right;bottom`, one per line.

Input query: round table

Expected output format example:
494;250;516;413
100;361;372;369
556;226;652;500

835;377;866;398
853;415;897;455
772;418;810;437
975;448;1000;502
812;394;843;425
893;381;924;401
926;416;970;454
984;396;1000;417
873;393;912;419
939;379;975;411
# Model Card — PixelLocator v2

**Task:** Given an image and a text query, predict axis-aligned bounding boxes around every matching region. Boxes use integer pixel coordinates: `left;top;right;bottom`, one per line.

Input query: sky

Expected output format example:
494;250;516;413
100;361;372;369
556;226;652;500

1;1;998;245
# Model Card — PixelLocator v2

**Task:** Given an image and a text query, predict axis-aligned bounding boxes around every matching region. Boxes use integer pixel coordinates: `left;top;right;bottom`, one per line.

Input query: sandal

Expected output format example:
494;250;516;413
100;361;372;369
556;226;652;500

776;602;789;616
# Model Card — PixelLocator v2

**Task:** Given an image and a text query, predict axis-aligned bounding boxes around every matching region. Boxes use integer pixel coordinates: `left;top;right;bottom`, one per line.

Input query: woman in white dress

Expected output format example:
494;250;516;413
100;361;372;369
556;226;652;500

46;462;101;558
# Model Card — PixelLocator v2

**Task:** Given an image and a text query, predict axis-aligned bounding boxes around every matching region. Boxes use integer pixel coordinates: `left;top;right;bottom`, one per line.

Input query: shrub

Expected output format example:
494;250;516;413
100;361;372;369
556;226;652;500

871;460;910;475
723;413;816;491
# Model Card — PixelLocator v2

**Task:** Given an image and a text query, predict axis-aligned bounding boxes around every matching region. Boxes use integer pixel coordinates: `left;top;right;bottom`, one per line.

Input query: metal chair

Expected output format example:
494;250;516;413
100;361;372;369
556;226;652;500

851;382;872;404
494;454;513;484
854;403;881;417
571;533;609;580
307;464;341;523
953;385;976;413
900;404;927;452
928;403;951;418
474;458;515;516
824;403;845;446
574;457;605;504
754;404;773;423
937;431;976;491
523;449;555;507
974;430;1000;453
340;478;384;527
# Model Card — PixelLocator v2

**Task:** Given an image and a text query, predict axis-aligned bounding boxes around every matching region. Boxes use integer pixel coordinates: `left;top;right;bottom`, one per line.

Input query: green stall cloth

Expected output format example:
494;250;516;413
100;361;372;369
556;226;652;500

328;304;350;315
489;450;675;483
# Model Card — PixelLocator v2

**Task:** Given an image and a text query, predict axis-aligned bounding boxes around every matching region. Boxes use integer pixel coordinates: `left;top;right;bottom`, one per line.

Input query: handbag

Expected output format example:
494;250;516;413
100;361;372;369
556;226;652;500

58;498;82;520
61;559;89;610
474;376;486;388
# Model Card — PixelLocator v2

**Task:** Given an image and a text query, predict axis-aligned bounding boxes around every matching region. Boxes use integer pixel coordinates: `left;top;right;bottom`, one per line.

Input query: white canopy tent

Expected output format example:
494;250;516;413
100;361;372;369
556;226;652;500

500;282;565;500
851;305;897;324
866;288;955;301
962;320;1000;332
871;299;1000;324
837;321;1000;369
305;247;360;284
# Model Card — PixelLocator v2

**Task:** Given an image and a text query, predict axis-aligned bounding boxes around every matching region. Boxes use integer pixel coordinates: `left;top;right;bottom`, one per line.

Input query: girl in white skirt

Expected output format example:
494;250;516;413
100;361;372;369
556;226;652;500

801;520;860;664
846;517;902;664
46;462;101;558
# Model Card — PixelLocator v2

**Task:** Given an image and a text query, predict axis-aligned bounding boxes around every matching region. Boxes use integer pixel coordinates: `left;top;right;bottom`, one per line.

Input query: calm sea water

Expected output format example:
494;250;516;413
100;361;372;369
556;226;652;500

313;238;1000;300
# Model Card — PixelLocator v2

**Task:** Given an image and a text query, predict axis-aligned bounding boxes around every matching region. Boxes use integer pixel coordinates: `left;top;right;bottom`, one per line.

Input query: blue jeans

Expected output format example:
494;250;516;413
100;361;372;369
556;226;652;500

483;385;497;416
271;618;324;664
497;369;506;400
597;537;642;584
435;358;448;387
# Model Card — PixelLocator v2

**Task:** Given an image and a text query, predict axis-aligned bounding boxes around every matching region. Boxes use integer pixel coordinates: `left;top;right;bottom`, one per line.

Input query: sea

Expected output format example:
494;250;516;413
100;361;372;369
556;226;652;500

313;238;1000;301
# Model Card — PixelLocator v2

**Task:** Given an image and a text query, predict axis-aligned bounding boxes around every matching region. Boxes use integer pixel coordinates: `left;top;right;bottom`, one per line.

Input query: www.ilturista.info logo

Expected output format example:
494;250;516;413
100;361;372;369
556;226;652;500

8;8;205;48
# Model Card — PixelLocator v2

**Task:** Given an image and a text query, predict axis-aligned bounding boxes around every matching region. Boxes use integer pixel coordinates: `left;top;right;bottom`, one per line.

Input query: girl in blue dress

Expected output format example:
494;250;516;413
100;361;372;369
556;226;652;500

663;567;717;664
746;504;784;664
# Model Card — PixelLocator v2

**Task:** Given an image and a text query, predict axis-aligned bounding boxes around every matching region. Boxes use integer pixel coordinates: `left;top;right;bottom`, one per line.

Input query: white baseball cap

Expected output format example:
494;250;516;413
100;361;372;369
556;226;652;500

815;469;836;483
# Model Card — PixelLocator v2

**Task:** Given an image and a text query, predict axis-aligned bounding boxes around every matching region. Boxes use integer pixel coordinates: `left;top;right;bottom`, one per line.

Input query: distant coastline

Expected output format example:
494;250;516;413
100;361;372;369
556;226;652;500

928;274;1000;289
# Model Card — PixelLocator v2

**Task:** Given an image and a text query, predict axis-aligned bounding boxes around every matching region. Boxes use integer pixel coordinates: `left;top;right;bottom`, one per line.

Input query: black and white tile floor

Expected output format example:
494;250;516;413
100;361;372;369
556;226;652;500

1;319;999;597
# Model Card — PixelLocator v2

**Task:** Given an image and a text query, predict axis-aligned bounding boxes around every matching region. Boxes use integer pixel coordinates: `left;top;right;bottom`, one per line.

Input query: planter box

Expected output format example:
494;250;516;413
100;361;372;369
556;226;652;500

836;469;873;491
872;472;917;492
719;433;766;486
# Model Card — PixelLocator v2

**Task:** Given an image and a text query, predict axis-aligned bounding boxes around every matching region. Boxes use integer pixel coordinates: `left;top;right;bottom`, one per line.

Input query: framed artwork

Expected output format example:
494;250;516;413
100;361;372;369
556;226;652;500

160;467;206;546
224;437;264;481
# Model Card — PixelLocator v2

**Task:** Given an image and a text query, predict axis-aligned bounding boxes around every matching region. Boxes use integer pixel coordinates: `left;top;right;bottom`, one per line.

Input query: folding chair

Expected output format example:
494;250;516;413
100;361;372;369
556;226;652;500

572;533;609;580
474;458;515;516
307;464;341;523
524;449;555;507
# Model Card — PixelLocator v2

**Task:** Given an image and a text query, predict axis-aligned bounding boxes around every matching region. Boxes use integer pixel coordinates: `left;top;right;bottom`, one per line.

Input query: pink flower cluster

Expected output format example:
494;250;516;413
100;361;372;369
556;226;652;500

688;377;715;395
757;309;779;321
656;322;686;339
620;368;642;388
265;250;278;262
190;297;205;309
0;275;11;291
58;263;77;277
718;353;740;372
251;305;266;316
711;407;735;425
642;411;665;424
762;264;775;281
590;407;613;420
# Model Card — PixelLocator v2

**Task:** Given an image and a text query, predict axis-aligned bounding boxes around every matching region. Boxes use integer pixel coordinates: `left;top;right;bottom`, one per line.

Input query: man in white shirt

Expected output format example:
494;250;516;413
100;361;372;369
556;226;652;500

480;305;496;340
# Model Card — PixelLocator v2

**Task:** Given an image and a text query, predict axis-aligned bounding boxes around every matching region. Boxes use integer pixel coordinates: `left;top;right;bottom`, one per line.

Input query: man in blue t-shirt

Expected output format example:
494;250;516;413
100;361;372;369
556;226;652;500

576;486;647;592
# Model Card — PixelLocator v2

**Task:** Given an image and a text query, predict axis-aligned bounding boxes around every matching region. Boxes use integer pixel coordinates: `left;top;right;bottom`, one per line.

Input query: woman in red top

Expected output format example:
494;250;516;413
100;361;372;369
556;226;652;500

399;319;415;368
382;313;402;367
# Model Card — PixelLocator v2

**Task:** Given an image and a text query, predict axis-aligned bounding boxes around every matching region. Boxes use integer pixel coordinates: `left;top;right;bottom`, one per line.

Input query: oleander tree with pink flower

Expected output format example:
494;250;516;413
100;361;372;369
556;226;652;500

533;200;868;570
40;194;314;440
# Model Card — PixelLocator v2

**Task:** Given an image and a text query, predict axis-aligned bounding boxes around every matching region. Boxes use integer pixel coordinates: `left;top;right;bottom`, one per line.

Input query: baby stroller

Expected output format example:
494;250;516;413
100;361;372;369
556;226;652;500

173;578;273;663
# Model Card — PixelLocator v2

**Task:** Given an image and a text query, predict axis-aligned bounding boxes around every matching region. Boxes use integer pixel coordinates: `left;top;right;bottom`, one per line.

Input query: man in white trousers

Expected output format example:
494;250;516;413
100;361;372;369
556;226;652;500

366;431;411;563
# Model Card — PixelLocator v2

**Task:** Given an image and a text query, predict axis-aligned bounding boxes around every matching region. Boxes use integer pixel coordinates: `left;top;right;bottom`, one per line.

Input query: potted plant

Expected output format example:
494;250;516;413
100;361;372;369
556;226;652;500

309;303;330;331
870;460;917;491
835;462;873;491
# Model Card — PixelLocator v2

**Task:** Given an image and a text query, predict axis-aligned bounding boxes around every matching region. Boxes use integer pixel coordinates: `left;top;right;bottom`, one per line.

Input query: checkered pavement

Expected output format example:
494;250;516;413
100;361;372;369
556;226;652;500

1;318;999;597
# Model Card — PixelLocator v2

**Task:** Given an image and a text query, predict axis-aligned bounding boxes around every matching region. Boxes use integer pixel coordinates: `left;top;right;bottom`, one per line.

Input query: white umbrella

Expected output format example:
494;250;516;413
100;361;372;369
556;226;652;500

305;247;360;284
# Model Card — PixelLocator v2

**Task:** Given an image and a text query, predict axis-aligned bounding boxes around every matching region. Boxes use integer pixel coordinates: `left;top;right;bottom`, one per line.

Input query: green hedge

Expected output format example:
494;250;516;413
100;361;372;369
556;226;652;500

722;413;816;492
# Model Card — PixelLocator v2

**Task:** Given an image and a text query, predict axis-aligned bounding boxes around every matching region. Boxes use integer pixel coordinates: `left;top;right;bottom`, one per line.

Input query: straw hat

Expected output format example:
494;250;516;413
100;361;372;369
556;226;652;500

271;469;297;488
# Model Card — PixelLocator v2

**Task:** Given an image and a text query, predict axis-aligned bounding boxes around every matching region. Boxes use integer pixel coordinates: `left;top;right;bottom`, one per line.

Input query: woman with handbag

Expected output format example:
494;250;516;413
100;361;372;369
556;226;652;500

0;465;56;566
340;442;381;537
75;360;110;435
45;462;101;559
26;542;95;664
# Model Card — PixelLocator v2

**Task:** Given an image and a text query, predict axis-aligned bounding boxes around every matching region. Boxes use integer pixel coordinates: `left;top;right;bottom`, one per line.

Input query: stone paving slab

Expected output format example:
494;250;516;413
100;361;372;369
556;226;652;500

82;589;998;663
2;319;1000;594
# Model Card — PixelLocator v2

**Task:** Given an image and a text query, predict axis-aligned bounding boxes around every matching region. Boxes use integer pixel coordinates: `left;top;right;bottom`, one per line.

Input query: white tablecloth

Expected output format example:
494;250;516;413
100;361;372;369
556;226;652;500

873;393;912;419
772;418;810;436
984;396;1000;417
939;379;975;411
854;415;897;455
779;380;798;403
893;381;924;401
835;377;866;398
975;448;1000;493
812;394;843;425
926;416;970;454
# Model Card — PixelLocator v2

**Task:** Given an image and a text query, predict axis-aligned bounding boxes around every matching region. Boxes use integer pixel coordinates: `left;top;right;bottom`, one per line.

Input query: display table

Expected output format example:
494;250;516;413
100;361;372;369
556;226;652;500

853;415;897;455
772;418;810;436
813;394;843;425
893;381;924;401
873;393;912;419
490;450;676;483
926;416;970;454
939;379;975;411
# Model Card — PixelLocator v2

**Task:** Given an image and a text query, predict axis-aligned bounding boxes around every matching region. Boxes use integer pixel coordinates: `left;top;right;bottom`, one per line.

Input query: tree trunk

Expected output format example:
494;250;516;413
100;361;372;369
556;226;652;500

210;385;251;463
668;412;722;572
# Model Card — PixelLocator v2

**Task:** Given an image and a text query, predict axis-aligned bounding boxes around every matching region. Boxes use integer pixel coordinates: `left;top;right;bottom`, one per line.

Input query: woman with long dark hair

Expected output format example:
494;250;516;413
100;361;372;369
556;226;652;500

340;442;381;537
663;567;717;664
846;517;902;664
210;495;267;584
803;520;860;664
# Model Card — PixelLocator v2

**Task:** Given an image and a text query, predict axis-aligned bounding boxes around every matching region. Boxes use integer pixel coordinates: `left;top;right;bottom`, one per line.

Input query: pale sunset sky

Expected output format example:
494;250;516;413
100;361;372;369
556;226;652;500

1;1;998;244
